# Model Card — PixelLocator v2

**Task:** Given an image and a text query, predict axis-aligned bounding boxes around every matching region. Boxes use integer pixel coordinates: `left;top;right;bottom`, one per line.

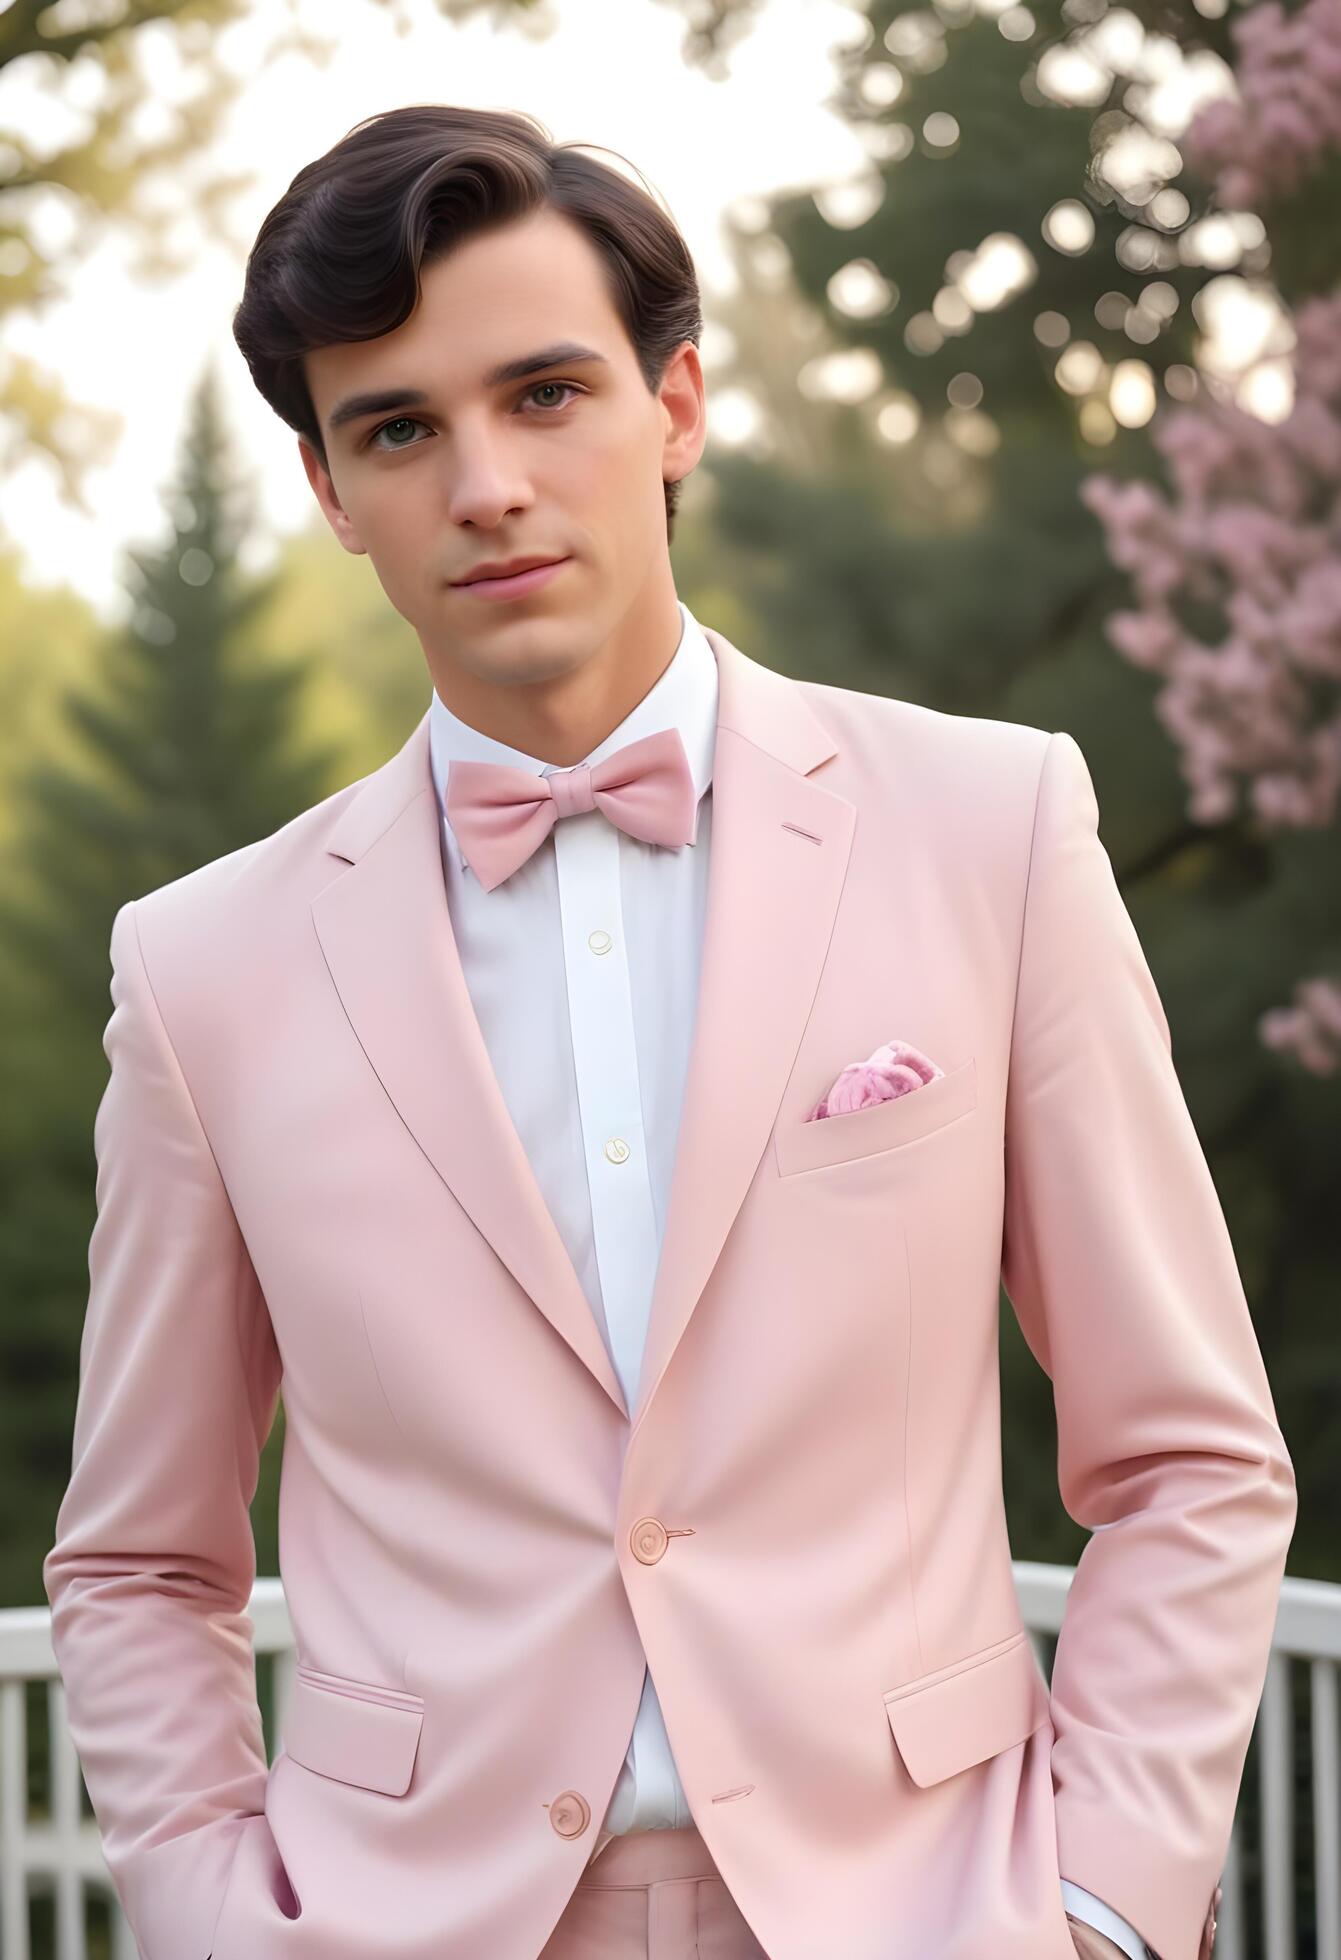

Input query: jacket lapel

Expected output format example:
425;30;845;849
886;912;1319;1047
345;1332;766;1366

310;626;855;1431
311;707;629;1416
630;629;854;1428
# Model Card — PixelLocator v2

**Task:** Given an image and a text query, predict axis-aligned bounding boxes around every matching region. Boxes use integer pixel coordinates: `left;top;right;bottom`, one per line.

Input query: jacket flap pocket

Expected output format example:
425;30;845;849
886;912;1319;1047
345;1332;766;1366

282;1670;425;1796
882;1629;1049;1788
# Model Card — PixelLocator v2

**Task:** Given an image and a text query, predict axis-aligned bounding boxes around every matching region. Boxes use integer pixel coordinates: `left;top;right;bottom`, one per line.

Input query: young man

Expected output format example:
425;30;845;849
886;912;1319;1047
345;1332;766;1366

44;104;1287;1960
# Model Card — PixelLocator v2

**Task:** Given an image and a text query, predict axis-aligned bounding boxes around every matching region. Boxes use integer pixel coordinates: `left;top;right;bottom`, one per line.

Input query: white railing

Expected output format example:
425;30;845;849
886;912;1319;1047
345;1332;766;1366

2;1566;1338;1960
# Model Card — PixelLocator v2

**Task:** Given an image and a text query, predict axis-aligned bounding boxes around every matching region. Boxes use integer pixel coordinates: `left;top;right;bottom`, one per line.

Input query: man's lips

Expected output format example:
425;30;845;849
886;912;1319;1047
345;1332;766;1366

453;557;571;599
453;555;566;586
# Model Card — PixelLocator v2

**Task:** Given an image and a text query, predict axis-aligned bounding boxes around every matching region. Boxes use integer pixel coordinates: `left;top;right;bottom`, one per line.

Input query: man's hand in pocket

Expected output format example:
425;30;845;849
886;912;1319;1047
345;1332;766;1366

1065;1914;1135;1959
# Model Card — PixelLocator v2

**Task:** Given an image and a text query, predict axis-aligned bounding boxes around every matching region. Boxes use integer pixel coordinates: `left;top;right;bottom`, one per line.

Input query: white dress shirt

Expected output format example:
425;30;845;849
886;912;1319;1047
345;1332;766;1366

426;597;1151;1960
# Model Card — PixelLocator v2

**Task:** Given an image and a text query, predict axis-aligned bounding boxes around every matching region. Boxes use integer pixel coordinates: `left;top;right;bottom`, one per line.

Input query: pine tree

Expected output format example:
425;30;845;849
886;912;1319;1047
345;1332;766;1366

1;359;341;1041
0;358;343;1604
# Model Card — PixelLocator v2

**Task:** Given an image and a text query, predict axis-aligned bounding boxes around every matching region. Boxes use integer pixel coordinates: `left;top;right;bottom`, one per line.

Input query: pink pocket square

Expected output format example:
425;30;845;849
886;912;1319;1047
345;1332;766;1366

805;1039;946;1123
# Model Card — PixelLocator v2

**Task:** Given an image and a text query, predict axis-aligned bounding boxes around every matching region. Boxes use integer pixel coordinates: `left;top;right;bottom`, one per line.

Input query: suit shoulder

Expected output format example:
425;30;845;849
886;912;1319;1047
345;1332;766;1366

129;769;373;928
795;675;1053;798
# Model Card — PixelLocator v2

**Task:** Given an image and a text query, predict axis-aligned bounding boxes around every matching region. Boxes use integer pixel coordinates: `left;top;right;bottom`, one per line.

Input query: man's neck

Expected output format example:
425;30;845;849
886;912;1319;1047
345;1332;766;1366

426;590;684;768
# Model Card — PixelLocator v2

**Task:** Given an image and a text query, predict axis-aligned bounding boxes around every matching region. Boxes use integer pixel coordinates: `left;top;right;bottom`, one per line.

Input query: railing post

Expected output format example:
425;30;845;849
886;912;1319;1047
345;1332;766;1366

1314;1657;1341;1960
1261;1649;1296;1960
2;1677;32;1960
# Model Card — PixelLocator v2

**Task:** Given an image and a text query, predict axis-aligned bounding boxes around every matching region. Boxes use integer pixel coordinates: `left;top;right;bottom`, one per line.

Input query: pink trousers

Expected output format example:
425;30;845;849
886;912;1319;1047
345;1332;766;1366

537;1822;770;1960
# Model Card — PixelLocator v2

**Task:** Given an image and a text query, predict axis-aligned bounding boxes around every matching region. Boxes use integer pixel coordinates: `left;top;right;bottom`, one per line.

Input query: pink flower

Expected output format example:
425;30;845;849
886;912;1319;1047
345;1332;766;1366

1182;0;1341;208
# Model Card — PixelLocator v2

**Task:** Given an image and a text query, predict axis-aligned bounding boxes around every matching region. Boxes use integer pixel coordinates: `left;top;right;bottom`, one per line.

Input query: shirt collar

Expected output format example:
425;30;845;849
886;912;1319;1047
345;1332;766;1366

429;599;718;873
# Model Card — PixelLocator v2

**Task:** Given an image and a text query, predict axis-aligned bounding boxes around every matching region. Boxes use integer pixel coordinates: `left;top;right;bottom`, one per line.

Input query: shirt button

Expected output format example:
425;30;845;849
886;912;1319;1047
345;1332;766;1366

588;928;613;954
604;1138;630;1164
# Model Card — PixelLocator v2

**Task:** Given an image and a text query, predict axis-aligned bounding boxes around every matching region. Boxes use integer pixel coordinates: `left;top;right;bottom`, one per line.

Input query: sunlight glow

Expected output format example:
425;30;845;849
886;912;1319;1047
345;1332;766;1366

956;232;1037;310
1043;200;1096;254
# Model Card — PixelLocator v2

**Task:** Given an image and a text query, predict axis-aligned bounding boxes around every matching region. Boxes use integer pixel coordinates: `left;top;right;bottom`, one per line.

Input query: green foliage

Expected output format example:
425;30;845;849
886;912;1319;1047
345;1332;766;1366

0;362;343;1605
0;0;254;506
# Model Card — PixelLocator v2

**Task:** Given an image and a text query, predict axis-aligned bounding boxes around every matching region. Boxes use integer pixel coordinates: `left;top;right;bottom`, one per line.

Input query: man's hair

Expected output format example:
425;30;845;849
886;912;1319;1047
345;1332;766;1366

232;104;703;538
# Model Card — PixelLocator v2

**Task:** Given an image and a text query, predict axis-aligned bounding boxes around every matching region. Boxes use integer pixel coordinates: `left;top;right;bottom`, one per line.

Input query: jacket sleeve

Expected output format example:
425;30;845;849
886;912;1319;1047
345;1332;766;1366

42;897;284;1960
1000;731;1297;1960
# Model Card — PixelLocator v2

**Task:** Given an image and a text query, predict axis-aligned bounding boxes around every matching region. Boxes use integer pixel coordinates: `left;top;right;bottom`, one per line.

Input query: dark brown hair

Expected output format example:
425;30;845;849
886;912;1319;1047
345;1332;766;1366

231;104;703;538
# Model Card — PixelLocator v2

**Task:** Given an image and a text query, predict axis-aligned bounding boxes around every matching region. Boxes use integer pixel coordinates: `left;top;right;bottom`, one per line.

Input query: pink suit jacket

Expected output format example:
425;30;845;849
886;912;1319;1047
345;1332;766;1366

43;624;1296;1960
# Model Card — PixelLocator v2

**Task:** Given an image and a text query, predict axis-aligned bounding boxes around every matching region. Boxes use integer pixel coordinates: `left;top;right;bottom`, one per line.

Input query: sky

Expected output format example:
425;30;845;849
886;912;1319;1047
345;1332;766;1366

0;0;870;623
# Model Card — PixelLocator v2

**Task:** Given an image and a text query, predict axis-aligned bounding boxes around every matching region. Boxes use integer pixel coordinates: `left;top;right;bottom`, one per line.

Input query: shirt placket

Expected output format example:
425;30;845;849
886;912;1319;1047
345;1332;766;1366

550;802;682;1826
551;806;660;1414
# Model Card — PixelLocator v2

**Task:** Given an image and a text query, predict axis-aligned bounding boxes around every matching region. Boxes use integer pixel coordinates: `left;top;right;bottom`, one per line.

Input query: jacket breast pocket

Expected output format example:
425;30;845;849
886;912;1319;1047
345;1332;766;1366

281;1664;425;1796
882;1627;1050;1787
774;1055;978;1178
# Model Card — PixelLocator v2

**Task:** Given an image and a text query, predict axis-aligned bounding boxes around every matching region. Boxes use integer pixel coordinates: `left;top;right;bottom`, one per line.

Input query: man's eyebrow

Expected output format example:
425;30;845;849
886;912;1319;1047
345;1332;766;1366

326;342;611;433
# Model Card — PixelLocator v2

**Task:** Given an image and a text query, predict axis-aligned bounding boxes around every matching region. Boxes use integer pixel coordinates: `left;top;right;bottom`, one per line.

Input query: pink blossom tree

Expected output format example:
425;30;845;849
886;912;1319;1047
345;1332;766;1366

1083;0;1341;1075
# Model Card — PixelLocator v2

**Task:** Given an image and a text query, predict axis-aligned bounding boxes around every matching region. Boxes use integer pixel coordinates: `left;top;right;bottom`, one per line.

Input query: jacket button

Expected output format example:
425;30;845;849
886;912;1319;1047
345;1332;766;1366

549;1790;591;1837
630;1517;669;1563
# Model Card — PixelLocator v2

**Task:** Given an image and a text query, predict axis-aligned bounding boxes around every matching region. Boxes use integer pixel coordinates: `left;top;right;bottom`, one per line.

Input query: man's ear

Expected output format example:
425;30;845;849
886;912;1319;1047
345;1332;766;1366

658;338;706;488
297;436;366;556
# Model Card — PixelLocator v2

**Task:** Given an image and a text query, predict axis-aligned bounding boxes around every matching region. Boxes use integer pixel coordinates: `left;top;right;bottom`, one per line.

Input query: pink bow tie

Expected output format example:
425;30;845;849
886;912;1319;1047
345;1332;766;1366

445;726;698;891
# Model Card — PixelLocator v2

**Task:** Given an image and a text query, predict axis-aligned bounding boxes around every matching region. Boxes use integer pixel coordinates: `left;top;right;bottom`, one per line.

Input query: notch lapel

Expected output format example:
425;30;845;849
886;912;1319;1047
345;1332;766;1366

311;714;631;1419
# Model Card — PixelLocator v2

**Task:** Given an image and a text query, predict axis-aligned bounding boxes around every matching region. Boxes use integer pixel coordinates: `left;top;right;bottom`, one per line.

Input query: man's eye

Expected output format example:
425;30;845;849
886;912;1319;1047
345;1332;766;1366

368;416;430;452
366;382;581;452
525;381;580;412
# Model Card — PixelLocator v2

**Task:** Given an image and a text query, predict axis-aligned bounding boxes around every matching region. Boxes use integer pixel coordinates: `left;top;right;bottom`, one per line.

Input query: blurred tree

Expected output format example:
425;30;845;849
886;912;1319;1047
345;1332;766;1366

0;357;342;1603
1;0;258;505
0;0;758;509
717;0;1221;720
0;357;340;1030
1084;0;1341;1079
0;549;105;854
1072;0;1341;1673
246;511;429;772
